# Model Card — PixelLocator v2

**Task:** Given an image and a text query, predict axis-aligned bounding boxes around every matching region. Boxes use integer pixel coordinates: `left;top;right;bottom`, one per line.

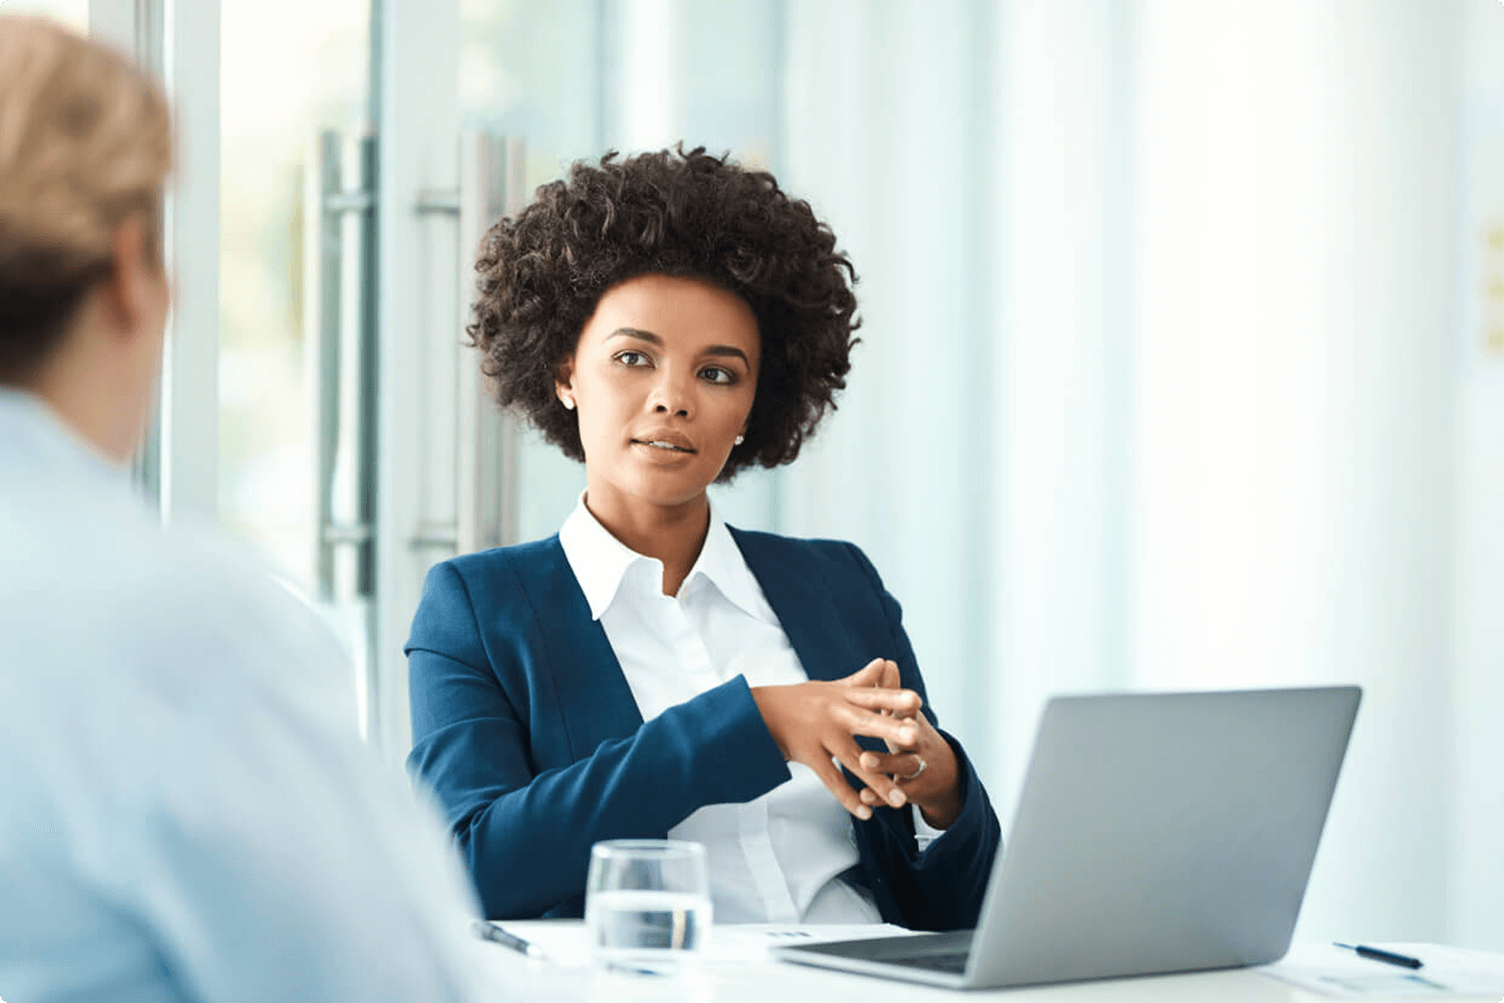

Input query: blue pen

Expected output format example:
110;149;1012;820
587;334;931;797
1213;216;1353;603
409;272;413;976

1333;942;1423;969
473;920;548;961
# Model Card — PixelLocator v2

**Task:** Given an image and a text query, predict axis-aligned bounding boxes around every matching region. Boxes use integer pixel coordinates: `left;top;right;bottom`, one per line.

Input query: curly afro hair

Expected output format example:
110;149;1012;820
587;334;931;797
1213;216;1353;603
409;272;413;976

467;145;859;483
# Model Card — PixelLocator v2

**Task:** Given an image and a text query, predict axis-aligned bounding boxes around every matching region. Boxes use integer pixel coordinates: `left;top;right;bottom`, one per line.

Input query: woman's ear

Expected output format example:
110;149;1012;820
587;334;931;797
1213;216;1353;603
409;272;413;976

555;359;576;411
101;214;162;340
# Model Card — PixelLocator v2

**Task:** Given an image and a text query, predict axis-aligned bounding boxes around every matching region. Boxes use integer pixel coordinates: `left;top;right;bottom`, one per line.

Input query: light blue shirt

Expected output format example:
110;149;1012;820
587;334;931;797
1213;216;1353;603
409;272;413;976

0;389;486;1003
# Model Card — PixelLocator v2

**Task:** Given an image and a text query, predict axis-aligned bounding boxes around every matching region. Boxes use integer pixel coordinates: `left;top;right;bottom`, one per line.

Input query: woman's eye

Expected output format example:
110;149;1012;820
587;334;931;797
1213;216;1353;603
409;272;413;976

615;350;650;367
700;366;736;385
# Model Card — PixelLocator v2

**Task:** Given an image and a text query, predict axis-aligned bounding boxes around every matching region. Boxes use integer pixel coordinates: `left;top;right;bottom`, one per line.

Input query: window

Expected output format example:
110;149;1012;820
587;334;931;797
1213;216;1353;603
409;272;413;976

217;0;375;731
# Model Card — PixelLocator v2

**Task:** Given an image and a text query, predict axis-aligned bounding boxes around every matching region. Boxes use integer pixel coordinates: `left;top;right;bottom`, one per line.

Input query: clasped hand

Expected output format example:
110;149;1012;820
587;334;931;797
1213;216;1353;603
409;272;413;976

751;658;962;829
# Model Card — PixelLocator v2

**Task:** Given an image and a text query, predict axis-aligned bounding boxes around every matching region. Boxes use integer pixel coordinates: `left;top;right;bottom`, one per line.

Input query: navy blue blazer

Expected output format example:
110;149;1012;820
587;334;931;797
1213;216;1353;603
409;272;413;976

405;527;1001;930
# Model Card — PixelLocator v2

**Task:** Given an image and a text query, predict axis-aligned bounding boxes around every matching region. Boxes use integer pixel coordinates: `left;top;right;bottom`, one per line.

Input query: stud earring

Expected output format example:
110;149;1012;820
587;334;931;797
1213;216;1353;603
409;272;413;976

561;397;575;411
734;434;744;446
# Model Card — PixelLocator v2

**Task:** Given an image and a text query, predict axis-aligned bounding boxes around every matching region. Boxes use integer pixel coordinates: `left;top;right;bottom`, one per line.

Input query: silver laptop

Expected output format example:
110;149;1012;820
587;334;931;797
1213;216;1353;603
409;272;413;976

775;685;1361;990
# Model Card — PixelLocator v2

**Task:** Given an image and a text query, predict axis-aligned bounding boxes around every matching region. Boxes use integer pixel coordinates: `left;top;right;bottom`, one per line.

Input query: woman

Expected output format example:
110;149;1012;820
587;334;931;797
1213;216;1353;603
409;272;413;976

407;147;1001;930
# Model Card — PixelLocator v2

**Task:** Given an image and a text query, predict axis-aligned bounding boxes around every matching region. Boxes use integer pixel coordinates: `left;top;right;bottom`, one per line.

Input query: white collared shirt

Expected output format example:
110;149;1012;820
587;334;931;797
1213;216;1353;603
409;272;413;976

559;495;942;924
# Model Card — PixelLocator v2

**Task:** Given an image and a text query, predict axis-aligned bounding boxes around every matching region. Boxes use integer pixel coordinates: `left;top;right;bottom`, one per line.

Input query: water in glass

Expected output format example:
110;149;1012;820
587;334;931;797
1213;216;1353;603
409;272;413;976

586;840;711;974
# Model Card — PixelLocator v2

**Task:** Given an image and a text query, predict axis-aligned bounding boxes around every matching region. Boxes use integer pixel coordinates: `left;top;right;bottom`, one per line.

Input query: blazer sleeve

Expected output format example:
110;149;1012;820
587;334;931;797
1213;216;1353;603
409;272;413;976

406;560;791;920
844;543;1003;932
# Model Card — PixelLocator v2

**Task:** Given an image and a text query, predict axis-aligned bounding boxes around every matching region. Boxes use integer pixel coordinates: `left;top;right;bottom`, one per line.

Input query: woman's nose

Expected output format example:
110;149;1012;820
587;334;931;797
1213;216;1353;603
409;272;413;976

648;370;694;418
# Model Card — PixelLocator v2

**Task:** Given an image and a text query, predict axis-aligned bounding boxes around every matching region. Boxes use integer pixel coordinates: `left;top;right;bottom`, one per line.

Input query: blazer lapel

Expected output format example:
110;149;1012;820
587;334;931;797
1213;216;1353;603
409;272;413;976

730;527;902;789
729;526;855;684
515;537;645;760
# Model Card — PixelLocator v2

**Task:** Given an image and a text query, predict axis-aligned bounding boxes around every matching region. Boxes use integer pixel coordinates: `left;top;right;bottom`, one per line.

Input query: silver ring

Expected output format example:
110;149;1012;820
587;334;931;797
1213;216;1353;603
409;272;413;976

901;756;927;781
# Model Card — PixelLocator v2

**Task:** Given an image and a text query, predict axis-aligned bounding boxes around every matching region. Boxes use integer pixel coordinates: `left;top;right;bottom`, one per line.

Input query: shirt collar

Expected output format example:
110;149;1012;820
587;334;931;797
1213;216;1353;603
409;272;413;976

688;508;770;623
558;494;646;620
557;492;771;623
0;387;131;492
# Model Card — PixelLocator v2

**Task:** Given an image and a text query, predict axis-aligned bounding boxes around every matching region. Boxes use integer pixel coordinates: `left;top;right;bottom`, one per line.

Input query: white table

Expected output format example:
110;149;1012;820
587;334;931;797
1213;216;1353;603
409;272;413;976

461;922;1504;1002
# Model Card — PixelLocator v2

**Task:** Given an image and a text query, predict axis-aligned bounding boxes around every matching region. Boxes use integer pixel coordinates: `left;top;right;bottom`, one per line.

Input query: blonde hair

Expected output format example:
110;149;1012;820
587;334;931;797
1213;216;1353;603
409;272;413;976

0;14;171;379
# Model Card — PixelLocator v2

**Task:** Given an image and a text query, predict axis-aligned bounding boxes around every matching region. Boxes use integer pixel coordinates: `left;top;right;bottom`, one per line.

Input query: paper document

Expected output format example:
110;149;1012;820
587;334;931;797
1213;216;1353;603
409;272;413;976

495;920;914;969
1259;942;1504;999
708;922;917;964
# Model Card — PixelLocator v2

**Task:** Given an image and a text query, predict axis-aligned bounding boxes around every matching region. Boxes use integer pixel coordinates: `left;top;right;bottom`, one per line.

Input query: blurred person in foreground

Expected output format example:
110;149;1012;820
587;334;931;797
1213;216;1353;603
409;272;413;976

0;17;489;1003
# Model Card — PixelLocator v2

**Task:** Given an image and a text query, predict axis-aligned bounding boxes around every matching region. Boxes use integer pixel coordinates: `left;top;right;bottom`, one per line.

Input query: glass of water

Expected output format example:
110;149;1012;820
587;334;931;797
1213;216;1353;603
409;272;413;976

585;839;712;974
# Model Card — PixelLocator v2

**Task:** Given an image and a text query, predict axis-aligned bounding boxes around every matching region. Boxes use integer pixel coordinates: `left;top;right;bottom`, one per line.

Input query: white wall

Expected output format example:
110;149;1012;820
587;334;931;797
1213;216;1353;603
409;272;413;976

1450;0;1504;952
990;0;1134;807
1129;0;1462;942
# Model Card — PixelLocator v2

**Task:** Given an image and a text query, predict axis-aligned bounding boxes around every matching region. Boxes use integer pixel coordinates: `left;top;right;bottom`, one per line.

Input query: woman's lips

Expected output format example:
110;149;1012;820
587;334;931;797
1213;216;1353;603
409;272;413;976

630;434;696;453
629;440;697;467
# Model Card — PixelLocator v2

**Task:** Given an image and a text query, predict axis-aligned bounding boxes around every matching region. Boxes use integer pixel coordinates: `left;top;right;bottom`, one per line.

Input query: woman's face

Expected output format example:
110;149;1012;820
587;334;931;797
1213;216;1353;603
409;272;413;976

558;273;760;516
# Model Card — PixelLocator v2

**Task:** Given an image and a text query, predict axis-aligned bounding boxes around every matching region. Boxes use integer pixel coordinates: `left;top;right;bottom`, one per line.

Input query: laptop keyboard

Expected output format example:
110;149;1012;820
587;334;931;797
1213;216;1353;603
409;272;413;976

889;952;970;974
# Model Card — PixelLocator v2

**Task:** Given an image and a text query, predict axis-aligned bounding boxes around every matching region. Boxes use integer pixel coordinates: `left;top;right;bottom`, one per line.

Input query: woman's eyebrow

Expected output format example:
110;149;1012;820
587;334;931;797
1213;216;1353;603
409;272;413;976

607;327;661;344
702;345;749;364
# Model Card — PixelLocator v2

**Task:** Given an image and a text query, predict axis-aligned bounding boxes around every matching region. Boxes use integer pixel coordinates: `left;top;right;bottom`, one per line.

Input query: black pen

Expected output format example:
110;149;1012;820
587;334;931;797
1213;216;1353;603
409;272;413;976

473;920;548;961
1333;942;1423;969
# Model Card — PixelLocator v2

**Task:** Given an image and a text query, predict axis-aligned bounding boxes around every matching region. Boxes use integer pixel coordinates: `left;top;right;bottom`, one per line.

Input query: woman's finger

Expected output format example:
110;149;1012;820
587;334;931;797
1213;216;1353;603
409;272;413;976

842;686;922;715
833;741;908;809
887;699;943;754
810;756;873;820
839;705;919;747
859;749;927;780
838;657;891;688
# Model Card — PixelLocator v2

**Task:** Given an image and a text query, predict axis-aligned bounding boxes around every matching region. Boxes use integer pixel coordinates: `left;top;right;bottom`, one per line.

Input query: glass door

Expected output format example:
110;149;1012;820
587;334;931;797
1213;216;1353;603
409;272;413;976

218;0;378;735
